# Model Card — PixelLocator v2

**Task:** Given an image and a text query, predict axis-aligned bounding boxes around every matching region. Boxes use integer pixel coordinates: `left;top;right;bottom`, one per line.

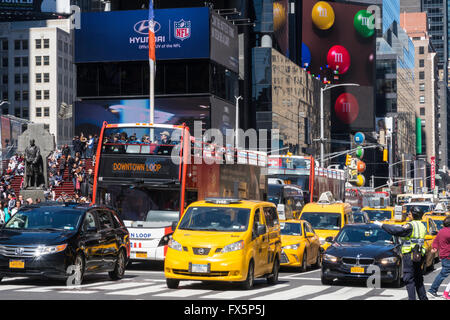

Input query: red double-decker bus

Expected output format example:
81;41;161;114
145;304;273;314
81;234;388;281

92;122;267;263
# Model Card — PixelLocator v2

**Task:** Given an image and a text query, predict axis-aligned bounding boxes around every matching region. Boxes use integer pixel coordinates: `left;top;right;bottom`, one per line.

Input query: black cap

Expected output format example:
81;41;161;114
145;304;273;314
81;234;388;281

409;206;423;220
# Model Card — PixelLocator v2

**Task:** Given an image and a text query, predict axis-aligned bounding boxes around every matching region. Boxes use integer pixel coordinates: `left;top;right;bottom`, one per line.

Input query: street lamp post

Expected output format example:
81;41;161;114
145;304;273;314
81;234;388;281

320;83;360;167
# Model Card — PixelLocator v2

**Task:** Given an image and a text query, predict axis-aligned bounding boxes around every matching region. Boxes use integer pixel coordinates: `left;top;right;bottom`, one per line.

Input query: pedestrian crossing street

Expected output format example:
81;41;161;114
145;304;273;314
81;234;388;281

0;276;411;300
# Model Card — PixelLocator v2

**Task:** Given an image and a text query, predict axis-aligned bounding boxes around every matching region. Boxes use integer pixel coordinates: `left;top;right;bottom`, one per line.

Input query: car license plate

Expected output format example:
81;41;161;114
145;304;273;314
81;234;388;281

9;260;25;269
351;266;365;274
191;264;208;273
136;252;147;258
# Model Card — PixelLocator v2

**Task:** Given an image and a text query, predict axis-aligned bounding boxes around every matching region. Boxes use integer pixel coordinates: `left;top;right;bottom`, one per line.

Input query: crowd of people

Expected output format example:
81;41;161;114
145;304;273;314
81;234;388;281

0;133;98;222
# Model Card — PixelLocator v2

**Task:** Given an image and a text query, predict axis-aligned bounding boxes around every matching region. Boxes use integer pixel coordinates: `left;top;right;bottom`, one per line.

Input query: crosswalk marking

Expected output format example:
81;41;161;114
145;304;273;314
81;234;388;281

155;289;212;298
252;285;327;300
88;281;150;291
106;284;167;296
365;289;407;300
0;285;33;291
310;286;370;300
202;284;290;299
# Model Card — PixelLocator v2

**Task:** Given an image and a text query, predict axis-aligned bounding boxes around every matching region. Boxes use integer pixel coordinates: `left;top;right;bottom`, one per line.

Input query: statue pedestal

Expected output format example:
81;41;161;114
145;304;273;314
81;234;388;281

20;189;46;203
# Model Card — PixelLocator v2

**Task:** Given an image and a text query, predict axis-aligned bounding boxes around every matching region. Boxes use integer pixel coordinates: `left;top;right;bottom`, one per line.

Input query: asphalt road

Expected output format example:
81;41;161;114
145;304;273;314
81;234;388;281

0;260;447;301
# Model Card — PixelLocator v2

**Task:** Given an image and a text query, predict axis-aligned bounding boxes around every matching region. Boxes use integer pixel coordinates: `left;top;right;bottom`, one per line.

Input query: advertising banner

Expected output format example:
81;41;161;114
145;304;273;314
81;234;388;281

210;11;239;73
75;8;210;63
431;156;436;190
301;0;376;133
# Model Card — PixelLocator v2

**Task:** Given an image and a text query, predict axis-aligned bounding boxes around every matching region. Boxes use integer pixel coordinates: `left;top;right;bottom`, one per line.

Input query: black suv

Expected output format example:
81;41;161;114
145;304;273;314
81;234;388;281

0;203;130;284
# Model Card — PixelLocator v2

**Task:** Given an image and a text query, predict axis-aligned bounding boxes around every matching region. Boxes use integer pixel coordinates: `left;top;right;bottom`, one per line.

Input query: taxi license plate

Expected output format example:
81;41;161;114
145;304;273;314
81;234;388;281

350;266;365;274
191;264;208;273
9;260;25;269
135;252;147;258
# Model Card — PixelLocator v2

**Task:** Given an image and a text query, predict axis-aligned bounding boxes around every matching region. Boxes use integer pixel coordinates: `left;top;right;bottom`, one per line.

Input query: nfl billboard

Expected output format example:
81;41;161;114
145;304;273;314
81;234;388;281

75;7;238;72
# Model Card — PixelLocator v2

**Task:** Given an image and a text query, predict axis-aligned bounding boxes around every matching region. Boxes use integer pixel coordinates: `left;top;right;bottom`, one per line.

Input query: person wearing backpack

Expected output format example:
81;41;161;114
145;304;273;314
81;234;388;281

373;206;428;300
428;216;450;299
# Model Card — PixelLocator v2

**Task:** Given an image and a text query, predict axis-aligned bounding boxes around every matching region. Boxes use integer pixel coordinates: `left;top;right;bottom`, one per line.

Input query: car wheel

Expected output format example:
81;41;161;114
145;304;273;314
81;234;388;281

321;274;333;286
313;252;322;269
109;249;126;280
241;260;255;290
66;253;85;286
267;257;280;285
166;278;180;289
300;252;308;272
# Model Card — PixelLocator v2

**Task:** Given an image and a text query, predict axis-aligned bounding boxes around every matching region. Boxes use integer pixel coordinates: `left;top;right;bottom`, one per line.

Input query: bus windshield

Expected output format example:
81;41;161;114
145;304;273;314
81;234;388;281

300;212;341;230
97;185;180;227
102;126;182;155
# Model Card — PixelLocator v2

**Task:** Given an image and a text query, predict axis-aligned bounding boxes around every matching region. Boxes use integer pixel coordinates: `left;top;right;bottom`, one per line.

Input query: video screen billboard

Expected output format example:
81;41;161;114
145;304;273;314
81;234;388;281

210;11;239;73
301;0;376;133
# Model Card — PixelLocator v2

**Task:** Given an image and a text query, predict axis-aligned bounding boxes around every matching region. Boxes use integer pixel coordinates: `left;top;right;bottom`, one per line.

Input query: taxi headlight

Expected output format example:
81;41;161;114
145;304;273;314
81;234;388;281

380;257;398;265
323;254;339;263
35;244;67;256
319;238;326;245
168;239;183;251
221;240;244;253
283;243;300;250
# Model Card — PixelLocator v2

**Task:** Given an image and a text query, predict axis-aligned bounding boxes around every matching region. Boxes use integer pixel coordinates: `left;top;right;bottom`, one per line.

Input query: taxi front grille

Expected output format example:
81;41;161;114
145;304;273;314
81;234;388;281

280;252;289;264
192;247;211;255
172;269;229;277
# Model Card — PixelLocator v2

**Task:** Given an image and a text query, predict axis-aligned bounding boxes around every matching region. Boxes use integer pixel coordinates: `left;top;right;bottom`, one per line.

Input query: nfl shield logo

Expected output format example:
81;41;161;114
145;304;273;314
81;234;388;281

174;19;191;41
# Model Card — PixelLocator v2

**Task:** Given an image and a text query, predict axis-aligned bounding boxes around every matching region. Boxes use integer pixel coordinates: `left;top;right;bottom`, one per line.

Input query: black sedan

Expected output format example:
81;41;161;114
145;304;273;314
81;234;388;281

0;203;130;284
321;224;403;287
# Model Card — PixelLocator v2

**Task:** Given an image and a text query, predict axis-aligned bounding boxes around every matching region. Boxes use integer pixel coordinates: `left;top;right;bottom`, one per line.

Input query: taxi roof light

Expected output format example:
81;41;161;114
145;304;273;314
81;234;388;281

317;192;336;205
204;198;242;205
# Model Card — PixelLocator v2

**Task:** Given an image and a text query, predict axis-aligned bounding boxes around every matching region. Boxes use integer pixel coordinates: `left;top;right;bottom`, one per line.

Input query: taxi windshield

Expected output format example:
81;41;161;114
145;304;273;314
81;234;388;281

363;210;392;221
336;227;394;244
178;207;251;232
432;219;444;230
280;222;302;236
300;212;341;230
404;204;434;215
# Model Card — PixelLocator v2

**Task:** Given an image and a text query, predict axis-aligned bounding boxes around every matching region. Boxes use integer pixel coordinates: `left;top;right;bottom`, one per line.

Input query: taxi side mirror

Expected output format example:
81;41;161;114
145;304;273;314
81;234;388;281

325;236;334;243
257;224;267;236
306;232;315;238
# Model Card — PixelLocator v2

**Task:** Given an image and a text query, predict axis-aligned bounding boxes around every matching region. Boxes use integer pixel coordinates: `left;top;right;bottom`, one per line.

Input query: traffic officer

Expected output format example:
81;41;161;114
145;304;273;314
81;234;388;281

373;206;428;300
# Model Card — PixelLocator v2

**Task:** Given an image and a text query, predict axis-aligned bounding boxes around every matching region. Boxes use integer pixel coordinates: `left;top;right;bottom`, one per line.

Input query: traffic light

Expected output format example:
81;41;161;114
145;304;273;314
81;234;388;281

382;149;388;162
345;154;352;166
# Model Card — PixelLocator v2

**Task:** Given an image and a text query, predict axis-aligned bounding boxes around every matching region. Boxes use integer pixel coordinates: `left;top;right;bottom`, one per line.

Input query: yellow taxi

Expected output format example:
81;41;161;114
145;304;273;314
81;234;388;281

298;192;352;251
279;220;322;272
164;198;282;290
383;216;439;271
423;213;447;231
361;206;395;222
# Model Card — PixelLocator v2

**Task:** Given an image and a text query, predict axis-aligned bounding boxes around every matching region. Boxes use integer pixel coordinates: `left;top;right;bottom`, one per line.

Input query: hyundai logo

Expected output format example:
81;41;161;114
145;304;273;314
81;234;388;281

134;20;161;35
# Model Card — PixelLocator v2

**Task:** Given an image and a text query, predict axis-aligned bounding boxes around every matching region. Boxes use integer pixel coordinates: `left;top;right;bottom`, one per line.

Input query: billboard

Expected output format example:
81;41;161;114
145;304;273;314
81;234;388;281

75;8;210;63
301;0;376;133
0;0;69;12
210;11;239;73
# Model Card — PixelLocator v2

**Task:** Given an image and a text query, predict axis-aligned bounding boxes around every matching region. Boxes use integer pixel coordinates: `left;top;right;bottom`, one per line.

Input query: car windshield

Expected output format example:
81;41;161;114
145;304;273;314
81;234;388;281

363;210;392;221
352;213;366;223
404;204;433;215
178;207;251;232
336;227;395;244
300;212;341;230
280;222;302;236
432;219;444;230
4;207;83;231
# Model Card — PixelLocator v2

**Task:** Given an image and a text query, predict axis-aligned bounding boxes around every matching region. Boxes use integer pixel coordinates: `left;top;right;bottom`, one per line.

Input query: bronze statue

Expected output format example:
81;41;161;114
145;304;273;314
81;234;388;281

24;139;44;189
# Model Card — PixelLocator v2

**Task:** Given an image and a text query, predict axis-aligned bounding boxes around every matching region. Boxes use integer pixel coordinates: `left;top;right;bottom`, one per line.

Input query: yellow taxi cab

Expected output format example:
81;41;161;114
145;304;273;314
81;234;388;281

298;192;352;251
383;216;439;271
164;198;282;290
279;219;322;272
361;206;395;222
423;213;447;231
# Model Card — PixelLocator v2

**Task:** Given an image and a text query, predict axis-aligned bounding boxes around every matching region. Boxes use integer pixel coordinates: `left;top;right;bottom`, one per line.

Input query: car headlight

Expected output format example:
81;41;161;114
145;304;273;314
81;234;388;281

35;244;67;256
221;240;244;253
168;239;183;251
158;234;172;247
323;254;339;263
380;257;398;265
283;243;300;250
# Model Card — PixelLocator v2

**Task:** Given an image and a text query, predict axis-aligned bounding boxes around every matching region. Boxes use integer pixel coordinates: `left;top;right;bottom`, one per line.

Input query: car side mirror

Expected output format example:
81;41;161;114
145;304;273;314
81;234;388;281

171;221;178;231
257;224;267;236
325;236;334;243
306;232;315;238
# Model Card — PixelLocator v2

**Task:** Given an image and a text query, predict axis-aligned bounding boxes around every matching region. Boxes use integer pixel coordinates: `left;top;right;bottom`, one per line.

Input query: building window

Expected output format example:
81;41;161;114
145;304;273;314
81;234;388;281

14;57;21;67
22;57;28;67
2;74;7;84
36;90;42;100
420;107;425;116
419;71;425;79
15;91;21;101
2;58;7;67
22;40;28;50
43;90;50;99
1;40;8;51
419;46;425;54
14;40;21;50
36;56;42;66
14;74;20;84
43;107;50;117
22;90;28;101
419;59;425;68
22;73;28;84
36;107;42;117
22;108;28;118
58;39;62;51
44;73;49;83
43;39;49;49
419;95;425;103
35;39;41;49
36;73;42;83
43;56;49;66
14;108;21;117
